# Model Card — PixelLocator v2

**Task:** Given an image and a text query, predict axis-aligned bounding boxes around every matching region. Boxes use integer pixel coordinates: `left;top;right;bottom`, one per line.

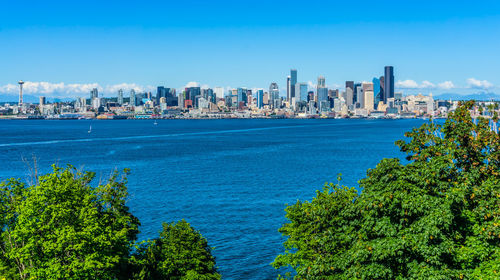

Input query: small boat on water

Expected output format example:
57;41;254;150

88;125;92;133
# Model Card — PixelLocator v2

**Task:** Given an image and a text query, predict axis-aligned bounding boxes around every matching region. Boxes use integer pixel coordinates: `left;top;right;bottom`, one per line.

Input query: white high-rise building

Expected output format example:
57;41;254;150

214;87;224;99
362;82;374;111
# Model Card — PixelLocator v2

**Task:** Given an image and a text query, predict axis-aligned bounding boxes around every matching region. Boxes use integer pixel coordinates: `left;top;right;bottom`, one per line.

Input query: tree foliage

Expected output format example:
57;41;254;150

0;165;220;280
273;101;499;279
130;220;220;280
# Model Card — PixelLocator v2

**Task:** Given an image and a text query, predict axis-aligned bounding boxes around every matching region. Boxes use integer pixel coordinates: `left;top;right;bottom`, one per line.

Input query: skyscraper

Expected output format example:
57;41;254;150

317;76;328;111
362;82;374;111
90;88;98;100
269;82;279;108
384;66;394;104
256;89;264;109
356;85;364;108
372;77;381;107
130;89;136;106
295;83;308;102
214;87;224;99
290;69;297;100
237;88;247;105
345;81;354;93
286;76;291;102
117;89;124;105
317;76;326;88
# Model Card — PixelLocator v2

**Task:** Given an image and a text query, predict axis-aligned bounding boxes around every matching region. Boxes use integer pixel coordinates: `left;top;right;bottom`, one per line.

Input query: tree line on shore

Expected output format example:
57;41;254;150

1;101;498;279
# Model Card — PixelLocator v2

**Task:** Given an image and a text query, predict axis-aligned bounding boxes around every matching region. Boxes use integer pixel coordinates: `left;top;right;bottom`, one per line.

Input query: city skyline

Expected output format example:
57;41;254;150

1;1;499;99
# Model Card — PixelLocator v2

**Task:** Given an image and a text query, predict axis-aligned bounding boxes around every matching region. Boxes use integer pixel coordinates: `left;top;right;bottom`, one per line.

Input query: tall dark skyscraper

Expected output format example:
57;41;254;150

290;69;297;100
384;66;394;104
345;81;354;92
379;76;385;105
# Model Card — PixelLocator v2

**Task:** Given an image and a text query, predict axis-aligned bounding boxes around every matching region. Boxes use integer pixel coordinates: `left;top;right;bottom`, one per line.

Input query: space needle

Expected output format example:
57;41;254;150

18;80;24;107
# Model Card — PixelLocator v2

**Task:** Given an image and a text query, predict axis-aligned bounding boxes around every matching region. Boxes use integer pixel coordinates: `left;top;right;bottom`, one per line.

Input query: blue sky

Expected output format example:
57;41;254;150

1;0;499;98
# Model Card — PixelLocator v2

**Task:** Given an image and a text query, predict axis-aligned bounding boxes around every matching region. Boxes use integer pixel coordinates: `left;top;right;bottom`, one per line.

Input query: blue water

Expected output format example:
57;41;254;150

0;119;425;279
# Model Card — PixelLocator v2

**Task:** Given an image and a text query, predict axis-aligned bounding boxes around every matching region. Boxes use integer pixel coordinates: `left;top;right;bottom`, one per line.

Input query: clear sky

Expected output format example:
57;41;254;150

1;0;499;98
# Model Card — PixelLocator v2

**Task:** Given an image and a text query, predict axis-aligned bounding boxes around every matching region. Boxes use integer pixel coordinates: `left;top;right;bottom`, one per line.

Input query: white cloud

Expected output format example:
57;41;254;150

396;80;455;90
396;80;419;88
437;81;455;90
466;78;493;89
0;81;154;98
184;81;200;88
421;80;436;88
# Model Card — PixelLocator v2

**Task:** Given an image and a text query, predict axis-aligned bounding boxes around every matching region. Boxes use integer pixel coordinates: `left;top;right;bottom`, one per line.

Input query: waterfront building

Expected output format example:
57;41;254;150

118;89;124;105
290;69;297;100
39;96;46;105
384;66;394;104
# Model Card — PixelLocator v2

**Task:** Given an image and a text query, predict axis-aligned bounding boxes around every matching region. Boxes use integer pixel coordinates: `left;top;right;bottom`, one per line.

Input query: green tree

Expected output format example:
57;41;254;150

273;101;499;279
0;165;140;280
130;220;220;280
0;165;221;280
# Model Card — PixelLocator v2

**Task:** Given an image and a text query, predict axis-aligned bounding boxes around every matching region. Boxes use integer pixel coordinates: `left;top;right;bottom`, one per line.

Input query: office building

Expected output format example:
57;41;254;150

286;76;291;102
117;89;124;105
129;89;136;106
237;88;247;105
90;88;98;100
295;83;308;102
345;87;354;107
39;96;46;105
362;82;374;111
317;76;326;88
384;66;394;104
214;87;224;99
290;69;297;100
256;89;264;109
372;77;381;106
356;86;364;108
269;83;279;108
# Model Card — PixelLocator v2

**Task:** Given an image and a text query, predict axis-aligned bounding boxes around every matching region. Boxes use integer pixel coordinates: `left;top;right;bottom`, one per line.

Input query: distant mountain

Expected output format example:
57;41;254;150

434;92;500;101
